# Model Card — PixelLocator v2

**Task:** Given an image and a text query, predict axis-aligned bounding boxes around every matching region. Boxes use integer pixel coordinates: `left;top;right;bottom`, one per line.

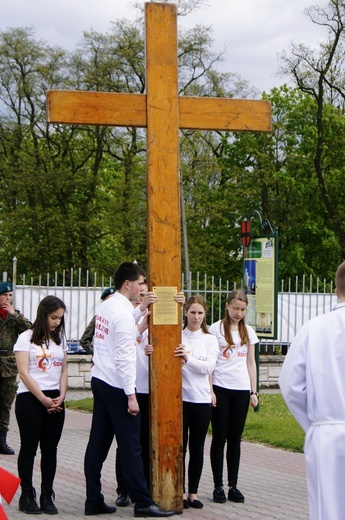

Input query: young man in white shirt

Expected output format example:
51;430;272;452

84;262;174;518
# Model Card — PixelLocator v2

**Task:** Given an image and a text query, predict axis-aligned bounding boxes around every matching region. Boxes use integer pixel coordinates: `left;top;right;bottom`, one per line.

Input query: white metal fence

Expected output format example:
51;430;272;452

3;269;337;354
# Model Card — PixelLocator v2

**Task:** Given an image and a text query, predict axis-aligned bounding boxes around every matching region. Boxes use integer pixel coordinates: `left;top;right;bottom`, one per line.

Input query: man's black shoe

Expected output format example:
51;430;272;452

115;493;130;507
134;503;175;517
228;486;245;503
85;502;117;515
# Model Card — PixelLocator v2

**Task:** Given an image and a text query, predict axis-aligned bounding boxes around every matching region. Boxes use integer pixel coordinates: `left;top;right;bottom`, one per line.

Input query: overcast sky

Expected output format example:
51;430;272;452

1;0;329;93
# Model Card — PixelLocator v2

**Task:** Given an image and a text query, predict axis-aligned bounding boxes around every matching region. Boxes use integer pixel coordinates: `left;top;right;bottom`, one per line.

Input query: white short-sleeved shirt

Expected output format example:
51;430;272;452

14;329;68;394
209;320;258;390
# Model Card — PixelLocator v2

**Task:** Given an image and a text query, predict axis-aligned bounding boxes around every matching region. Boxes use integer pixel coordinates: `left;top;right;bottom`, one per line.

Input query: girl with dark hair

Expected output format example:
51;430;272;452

14;296;68;515
174;295;218;509
209;289;258;505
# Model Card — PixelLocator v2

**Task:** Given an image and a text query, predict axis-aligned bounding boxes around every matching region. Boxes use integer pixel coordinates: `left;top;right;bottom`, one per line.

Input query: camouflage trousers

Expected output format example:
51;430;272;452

0;375;18;433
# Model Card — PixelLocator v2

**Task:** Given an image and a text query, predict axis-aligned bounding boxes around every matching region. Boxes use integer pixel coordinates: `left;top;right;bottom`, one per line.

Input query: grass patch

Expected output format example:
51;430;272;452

65;393;305;453
243;393;304;453
65;398;93;411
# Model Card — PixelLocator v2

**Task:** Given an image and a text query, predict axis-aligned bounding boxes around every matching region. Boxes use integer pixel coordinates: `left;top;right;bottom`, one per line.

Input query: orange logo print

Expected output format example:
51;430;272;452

36;347;53;371
221;344;236;360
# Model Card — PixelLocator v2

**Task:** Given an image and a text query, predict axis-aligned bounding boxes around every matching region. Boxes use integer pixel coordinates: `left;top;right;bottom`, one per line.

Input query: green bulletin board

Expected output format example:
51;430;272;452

244;237;277;340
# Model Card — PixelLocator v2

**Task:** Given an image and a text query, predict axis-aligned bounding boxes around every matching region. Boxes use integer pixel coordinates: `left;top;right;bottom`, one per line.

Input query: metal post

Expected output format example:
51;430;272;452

254;342;260;413
241;211;278;413
12;257;18;308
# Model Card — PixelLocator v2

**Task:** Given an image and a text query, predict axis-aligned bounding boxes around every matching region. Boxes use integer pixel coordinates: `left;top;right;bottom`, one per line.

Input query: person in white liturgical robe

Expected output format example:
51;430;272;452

279;260;345;520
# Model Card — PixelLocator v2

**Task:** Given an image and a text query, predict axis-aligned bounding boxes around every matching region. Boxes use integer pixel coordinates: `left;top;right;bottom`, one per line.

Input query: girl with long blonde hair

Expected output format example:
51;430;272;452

209;289;258;505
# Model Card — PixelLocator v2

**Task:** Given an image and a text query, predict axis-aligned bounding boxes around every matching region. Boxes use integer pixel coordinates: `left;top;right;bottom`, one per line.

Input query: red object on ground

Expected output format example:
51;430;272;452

0;502;8;520
0;467;21;504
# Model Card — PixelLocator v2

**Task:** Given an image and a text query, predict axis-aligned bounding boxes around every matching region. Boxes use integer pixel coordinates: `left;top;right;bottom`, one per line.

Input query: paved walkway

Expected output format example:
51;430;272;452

1;390;309;519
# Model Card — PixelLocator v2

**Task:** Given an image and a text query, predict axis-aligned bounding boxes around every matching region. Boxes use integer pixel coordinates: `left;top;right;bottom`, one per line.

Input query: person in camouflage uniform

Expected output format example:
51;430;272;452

79;287;115;354
0;281;31;454
79;317;96;355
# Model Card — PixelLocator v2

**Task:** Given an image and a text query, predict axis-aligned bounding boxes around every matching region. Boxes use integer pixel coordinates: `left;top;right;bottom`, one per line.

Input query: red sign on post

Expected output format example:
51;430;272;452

241;219;251;247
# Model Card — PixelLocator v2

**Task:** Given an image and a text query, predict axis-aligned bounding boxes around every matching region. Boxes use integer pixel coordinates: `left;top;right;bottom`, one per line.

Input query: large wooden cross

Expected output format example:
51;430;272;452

46;2;271;512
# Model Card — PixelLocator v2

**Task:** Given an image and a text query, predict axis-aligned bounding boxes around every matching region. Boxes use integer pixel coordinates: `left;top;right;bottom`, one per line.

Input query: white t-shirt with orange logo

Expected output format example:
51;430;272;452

14;329;68;394
209;320;258;390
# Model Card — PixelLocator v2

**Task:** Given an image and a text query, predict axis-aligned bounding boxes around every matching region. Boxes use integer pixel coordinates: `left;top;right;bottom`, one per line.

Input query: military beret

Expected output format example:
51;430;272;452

101;287;115;300
0;282;13;295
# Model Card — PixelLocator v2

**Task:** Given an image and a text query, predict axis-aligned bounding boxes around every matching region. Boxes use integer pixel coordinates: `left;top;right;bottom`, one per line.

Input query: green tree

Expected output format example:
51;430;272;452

214;85;342;282
0;12;248;279
279;0;345;263
0;28;126;276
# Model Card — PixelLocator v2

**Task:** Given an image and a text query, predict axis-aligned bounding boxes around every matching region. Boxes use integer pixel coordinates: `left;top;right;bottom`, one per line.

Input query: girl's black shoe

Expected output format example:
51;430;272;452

213;486;226;503
40;488;58;515
228;486;245;503
19;487;41;515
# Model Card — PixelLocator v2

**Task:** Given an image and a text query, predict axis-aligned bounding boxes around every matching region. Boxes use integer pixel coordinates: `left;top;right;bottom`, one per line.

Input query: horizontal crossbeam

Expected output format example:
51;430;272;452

47;90;271;132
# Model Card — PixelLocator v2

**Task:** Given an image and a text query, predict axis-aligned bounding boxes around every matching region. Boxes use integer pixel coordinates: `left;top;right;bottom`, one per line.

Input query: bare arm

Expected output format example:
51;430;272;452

246;344;258;408
137;311;150;335
52;352;68;407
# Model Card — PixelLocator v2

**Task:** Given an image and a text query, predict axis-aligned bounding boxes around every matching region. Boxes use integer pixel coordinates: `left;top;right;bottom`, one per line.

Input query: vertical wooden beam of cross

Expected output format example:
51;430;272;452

145;3;183;513
46;2;271;512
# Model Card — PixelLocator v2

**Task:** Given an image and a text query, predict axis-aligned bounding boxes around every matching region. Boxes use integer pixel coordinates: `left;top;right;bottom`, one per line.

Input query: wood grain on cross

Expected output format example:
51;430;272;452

46;2;271;512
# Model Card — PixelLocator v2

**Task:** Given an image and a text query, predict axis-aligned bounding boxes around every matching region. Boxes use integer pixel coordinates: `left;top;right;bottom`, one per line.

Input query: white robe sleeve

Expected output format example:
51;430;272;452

279;324;311;432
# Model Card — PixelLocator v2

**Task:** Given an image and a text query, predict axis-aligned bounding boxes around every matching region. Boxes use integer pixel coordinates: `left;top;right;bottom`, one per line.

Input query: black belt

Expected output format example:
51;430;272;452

0;350;12;357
